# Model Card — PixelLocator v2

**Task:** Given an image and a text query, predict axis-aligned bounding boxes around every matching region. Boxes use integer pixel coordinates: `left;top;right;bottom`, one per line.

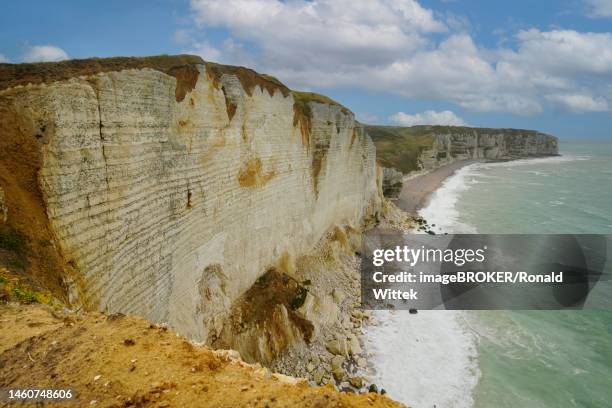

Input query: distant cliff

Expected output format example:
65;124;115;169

0;55;381;345
365;124;559;174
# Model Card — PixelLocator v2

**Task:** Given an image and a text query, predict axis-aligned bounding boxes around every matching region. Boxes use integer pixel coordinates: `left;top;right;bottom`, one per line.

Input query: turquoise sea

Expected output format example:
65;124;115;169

421;143;612;407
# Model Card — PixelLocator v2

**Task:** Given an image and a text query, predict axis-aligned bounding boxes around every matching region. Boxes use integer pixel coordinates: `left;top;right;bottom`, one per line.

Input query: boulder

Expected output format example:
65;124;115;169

347;334;362;355
332;288;345;304
313;368;325;385
349;376;364;388
326;338;349;356
331;356;345;381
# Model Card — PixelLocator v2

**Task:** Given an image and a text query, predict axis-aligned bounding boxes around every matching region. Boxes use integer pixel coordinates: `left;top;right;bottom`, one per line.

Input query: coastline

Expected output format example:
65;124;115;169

361;160;484;407
397;160;481;215
362;152;590;408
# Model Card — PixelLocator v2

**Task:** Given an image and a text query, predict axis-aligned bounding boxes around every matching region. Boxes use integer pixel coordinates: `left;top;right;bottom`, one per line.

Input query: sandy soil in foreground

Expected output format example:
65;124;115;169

396;160;479;214
0;303;404;408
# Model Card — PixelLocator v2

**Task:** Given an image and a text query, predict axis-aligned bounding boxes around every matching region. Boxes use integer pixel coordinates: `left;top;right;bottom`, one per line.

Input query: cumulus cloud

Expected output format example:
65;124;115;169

185;38;255;67
390;110;469;126
190;0;445;69
186;0;612;115
23;45;68;62
546;93;609;112
507;29;612;77
584;0;612;17
187;41;222;61
0;54;9;63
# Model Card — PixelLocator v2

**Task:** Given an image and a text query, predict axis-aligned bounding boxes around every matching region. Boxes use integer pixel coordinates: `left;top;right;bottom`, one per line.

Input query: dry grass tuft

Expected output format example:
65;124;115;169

0;54;203;102
205;62;290;98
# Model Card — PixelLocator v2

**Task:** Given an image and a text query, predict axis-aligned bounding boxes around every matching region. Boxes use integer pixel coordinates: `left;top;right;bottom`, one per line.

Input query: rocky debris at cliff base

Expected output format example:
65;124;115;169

0;303;405;408
267;200;414;396
378;200;416;232
412;215;447;235
264;232;378;394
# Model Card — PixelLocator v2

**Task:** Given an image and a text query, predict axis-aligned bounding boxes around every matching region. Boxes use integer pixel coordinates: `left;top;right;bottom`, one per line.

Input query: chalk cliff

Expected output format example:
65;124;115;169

0;56;381;344
365;125;559;174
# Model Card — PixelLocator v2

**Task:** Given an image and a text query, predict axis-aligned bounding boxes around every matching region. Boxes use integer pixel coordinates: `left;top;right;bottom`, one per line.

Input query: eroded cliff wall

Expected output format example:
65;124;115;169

419;128;559;170
0;56;381;342
366;125;559;174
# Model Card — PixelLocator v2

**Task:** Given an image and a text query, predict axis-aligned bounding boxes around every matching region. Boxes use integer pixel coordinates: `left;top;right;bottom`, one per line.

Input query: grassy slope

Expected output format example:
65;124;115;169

365;124;548;174
364;125;436;173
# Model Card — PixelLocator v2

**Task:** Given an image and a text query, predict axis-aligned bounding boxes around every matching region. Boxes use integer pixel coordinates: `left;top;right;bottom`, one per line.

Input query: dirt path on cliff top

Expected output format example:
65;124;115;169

397;160;479;215
0;304;405;408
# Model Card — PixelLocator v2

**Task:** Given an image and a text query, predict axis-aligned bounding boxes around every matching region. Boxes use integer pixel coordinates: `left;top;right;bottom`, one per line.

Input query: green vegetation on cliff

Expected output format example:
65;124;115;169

0;54;204;96
292;91;347;111
364;125;435;173
365;124;557;174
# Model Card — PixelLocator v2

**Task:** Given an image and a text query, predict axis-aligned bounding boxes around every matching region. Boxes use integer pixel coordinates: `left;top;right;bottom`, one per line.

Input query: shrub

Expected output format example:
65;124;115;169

0;230;26;252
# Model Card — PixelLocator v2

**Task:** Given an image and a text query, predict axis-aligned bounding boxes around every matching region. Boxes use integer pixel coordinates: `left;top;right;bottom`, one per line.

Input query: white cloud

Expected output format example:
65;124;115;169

390;110;469;126
507;29;612;77
546;93;609;112
185;37;255;67
190;0;445;70
584;0;612;17
23;45;68;62
186;0;612;115
0;54;9;63
187;41;222;61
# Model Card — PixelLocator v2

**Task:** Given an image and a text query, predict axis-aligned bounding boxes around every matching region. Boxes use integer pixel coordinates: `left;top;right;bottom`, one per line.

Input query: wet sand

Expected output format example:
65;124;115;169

397;160;480;214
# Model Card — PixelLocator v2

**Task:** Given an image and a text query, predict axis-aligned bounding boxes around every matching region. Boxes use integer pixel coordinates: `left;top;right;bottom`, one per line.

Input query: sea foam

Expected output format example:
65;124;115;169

363;310;480;408
418;164;480;233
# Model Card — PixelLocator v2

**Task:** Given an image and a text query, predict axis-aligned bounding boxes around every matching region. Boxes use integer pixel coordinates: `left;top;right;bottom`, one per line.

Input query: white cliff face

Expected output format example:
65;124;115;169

419;130;559;170
0;64;381;342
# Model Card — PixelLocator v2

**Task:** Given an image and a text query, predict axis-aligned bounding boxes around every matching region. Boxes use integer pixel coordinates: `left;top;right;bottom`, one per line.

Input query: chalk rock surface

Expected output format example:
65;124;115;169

0;56;382;342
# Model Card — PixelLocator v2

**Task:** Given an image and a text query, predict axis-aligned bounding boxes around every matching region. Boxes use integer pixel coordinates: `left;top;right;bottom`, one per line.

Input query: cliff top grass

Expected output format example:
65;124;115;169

0;54;203;94
364;125;436;173
205;61;290;98
365;124;554;173
0;54;292;102
291;91;352;153
291;91;347;110
0;54;359;115
401;124;550;136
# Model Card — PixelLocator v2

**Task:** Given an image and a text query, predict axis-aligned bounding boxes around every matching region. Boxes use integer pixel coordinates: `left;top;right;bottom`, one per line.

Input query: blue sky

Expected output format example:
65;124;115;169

1;0;612;139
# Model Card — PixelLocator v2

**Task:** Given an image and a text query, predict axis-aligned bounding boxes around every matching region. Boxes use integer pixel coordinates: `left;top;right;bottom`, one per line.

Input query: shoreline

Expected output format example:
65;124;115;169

362;160;484;406
363;153;573;407
396;160;481;215
362;310;480;408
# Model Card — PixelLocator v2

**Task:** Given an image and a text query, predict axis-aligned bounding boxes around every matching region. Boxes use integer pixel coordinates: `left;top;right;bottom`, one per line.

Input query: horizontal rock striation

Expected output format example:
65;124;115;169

422;128;559;170
0;56;381;342
366;124;559;174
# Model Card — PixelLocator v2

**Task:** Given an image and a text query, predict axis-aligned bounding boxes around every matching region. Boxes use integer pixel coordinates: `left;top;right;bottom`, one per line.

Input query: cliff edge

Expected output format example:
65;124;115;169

365;124;559;174
0;302;402;407
0;55;381;347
